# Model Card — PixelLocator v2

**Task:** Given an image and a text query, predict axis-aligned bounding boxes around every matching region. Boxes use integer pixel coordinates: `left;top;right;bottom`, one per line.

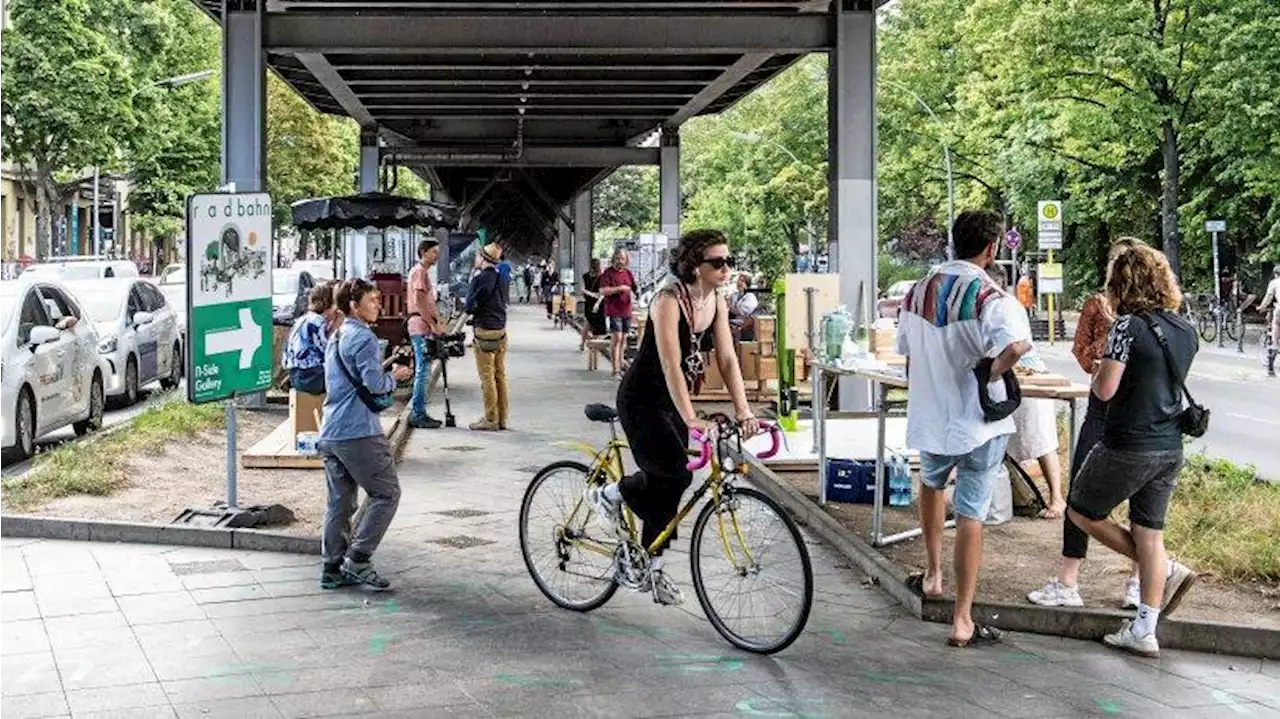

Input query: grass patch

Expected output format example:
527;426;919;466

1164;455;1280;583
0;398;224;512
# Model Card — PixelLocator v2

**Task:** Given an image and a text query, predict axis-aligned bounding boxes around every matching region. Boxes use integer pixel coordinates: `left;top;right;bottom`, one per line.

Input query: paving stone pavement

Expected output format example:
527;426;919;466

3;305;1279;718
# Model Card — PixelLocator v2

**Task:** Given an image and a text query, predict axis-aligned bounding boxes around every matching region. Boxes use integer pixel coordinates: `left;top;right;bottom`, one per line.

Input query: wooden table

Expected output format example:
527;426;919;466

810;361;1090;547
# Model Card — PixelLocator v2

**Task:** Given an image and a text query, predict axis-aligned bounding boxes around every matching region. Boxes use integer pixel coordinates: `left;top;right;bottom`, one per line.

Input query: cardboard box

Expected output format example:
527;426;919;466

755;316;777;343
758;342;776;357
739;342;759;381
758;356;779;380
290;389;325;435
870;328;898;353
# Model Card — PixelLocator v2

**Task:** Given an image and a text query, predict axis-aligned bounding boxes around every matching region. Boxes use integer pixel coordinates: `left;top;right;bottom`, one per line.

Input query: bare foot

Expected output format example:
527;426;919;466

909;572;944;598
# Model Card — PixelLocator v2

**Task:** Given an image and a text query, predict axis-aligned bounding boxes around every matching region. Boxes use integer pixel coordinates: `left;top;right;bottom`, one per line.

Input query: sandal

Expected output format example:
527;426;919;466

948;624;1004;648
906;573;943;599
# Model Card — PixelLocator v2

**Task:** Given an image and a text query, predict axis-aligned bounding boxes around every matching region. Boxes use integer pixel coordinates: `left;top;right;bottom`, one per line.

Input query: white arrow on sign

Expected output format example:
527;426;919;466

205;307;262;370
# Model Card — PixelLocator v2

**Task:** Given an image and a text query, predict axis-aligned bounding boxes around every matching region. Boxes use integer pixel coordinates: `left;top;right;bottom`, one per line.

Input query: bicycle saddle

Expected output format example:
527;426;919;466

584;403;619;423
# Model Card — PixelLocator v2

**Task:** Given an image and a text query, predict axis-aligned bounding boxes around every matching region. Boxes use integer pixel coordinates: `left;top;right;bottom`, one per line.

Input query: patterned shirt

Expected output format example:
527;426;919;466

897;260;1032;455
282;312;328;370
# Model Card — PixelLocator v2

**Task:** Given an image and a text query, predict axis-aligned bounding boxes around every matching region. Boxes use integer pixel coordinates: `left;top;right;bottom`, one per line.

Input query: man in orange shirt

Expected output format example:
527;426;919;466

407;239;445;429
1016;272;1036;318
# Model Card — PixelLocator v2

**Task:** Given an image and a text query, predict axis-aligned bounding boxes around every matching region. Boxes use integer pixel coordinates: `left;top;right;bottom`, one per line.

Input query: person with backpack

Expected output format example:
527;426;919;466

318;278;413;591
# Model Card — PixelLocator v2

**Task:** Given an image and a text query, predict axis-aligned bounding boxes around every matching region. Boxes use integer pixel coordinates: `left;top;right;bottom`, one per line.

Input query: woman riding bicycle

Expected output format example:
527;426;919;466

589;229;760;606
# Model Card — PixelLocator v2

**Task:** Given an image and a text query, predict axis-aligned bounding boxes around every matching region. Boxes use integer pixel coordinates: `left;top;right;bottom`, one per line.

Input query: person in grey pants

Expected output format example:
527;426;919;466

318;278;413;590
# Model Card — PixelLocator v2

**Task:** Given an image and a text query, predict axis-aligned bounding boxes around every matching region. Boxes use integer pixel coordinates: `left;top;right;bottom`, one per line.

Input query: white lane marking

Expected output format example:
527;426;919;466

1226;413;1280;426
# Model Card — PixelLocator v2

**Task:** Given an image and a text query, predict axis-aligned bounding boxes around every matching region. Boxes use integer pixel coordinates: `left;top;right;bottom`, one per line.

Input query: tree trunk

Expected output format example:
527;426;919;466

34;163;57;261
1161;119;1182;278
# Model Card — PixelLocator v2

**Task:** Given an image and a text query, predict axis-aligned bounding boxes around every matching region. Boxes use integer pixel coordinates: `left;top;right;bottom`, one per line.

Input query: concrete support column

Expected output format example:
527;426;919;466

221;0;266;193
829;0;877;410
346;127;379;279
557;212;572;280
574;192;593;283
660;127;681;241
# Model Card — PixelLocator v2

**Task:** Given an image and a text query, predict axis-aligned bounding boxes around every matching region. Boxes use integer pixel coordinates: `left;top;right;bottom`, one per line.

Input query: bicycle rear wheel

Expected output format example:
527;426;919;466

519;461;619;611
690;486;813;654
1225;315;1241;342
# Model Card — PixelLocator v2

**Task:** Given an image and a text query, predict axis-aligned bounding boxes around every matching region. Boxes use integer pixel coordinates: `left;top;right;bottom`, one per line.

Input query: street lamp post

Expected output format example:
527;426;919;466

880;79;955;260
93;70;217;257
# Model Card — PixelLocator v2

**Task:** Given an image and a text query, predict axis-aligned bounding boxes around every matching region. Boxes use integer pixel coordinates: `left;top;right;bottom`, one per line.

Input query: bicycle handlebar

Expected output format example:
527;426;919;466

686;421;783;471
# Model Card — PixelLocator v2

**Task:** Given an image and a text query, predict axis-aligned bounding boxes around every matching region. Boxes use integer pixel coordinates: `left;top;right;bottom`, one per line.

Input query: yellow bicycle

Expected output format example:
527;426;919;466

519;404;814;654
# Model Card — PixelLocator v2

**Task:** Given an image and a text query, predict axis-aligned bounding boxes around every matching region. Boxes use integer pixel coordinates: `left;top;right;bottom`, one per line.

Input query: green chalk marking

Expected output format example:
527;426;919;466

493;673;585;689
735;696;829;719
1094;698;1124;714
656;654;744;673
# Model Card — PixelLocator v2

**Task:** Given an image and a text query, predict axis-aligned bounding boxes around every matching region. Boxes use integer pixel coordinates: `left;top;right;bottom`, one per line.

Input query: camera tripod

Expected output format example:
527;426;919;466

438;354;458;428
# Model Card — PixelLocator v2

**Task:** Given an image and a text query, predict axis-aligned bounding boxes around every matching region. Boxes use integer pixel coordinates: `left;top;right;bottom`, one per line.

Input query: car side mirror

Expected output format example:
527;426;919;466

28;325;60;347
133;311;155;326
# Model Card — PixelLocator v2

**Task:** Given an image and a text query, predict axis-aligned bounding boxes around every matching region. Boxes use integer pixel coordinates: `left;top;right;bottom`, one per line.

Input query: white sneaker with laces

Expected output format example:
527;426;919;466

586;485;623;537
1122;577;1141;610
1162;561;1197;616
1103;619;1160;658
1027;578;1084;607
651;570;685;606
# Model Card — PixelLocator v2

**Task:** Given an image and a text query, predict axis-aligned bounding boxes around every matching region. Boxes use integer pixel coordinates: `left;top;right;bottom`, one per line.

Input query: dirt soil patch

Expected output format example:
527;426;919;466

776;469;1280;629
16;409;330;537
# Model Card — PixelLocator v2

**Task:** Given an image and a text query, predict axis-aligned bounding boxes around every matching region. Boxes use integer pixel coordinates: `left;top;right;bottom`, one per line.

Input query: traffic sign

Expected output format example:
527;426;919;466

1037;200;1064;250
185;193;274;405
1037;262;1064;295
1005;228;1022;251
1205;219;1227;233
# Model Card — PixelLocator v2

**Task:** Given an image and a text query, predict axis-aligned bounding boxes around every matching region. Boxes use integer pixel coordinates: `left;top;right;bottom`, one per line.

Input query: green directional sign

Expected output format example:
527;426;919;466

185;193;274;404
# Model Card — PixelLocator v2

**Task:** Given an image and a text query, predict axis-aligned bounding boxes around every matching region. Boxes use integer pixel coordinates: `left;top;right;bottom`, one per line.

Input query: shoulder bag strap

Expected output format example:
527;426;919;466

1137;312;1197;407
332;326;385;413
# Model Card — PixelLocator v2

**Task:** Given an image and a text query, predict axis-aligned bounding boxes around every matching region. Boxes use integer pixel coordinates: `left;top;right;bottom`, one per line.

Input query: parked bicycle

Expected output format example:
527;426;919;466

519;406;813;654
1196;294;1241;344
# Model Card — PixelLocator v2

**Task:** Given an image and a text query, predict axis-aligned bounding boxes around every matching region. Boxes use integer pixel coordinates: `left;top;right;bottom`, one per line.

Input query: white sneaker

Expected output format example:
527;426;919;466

1122;577;1141;610
1027;578;1084;608
1162;561;1197;616
651;569;685;606
586;485;623;537
1103;619;1160;658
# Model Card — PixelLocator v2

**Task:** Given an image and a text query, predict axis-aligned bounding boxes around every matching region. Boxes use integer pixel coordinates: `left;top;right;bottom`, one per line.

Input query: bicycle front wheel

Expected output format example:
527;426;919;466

519;461;619;611
690;486;813;654
1225;315;1241;342
1198;313;1218;343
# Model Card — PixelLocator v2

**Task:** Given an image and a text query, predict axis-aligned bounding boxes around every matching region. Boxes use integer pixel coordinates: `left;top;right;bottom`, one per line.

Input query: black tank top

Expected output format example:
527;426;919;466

618;288;716;412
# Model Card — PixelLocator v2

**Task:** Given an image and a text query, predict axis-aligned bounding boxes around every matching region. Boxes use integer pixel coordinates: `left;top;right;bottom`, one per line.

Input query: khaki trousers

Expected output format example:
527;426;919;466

473;328;509;426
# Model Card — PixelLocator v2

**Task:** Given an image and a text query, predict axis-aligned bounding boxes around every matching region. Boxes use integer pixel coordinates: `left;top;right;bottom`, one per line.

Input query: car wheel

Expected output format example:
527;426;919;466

3;389;36;464
160;343;182;390
74;373;105;436
123;356;139;406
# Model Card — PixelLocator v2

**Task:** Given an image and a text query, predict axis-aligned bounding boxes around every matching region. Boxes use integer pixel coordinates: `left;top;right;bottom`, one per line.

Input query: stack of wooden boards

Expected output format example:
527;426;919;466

869;325;906;367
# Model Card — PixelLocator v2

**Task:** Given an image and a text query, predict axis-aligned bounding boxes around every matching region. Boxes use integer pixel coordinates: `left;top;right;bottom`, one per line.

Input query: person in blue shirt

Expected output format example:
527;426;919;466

318;278;413;590
465;243;509;430
282;281;338;395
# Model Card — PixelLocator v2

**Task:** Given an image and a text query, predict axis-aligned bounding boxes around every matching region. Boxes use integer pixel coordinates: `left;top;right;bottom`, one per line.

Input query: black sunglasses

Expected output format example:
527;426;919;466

702;256;737;270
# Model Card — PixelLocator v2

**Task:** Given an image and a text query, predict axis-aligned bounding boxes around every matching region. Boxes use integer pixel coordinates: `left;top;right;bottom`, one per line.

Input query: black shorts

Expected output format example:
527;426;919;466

1068;444;1183;530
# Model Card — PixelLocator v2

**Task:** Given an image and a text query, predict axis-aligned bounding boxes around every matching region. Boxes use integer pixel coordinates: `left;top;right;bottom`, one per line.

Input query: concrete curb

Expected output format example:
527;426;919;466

743;455;1280;660
0;515;321;555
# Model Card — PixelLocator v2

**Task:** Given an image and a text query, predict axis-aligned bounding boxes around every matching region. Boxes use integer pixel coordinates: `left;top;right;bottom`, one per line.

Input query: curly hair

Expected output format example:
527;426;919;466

669;229;730;283
1106;245;1182;315
335;278;378;314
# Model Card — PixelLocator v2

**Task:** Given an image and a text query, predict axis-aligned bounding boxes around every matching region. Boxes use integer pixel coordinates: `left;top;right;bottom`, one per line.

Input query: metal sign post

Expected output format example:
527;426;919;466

185;192;274;514
1206;219;1227;348
1037;201;1064;345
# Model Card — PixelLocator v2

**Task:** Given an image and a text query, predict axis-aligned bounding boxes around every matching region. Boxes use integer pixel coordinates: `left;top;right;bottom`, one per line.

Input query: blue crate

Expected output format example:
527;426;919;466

825;458;889;505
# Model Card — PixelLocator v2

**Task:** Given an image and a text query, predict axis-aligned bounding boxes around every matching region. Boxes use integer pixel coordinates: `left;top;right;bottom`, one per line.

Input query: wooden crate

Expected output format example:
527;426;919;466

739;342;759;381
755;316;776;343
870;328;898;353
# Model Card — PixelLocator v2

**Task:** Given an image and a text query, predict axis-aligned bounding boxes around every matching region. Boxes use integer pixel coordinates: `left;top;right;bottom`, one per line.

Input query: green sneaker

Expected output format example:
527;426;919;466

320;567;358;590
341;559;392;591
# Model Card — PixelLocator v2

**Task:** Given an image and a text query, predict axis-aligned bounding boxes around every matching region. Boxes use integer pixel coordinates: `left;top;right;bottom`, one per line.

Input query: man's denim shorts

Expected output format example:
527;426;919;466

608;316;632;334
918;435;1009;521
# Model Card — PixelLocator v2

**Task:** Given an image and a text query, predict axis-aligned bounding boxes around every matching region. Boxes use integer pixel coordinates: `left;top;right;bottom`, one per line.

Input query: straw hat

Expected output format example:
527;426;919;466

480;242;502;264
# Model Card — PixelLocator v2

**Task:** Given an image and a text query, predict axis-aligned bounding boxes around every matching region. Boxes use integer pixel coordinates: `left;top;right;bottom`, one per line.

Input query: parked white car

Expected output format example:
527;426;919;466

21;258;139;281
156;263;188;338
272;268;317;326
64;278;183;407
1;279;106;462
290;259;336;281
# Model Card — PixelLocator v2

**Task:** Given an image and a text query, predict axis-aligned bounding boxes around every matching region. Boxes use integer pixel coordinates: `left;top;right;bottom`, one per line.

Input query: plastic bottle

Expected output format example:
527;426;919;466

889;455;910;507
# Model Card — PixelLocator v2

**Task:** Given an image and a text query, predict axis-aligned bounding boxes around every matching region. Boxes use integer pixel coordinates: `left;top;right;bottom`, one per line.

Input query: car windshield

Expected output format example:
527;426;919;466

159;266;185;285
59;265;107;281
273;270;299;294
77;291;127;323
